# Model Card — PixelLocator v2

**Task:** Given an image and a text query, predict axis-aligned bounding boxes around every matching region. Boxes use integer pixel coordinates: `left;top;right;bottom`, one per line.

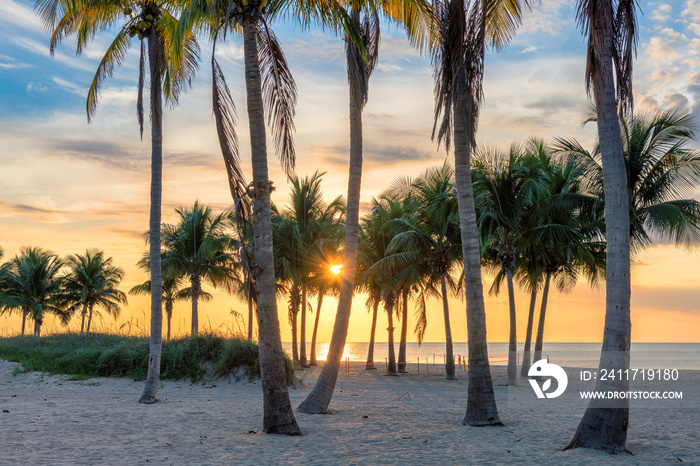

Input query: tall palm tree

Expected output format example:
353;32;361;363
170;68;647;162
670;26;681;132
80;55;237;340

565;0;639;451
430;0;531;425
60;249;127;333
0;247;66;337
473;145;542;386
297;0;434;414
39;0;200;403
160;201;235;336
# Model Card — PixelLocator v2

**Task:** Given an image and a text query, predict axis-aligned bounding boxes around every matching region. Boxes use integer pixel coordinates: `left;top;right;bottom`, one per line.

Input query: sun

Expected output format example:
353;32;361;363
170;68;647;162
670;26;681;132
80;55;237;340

330;264;342;275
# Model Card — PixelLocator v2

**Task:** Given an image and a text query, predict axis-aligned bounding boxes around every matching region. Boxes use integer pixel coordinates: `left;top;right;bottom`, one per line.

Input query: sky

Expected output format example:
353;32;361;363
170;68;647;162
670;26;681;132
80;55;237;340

1;0;699;344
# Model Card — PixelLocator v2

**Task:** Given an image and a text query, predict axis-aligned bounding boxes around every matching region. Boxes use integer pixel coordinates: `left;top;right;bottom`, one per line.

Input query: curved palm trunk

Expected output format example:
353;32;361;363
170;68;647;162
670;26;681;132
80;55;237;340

454;69;501;426
140;31;164;404
386;297;397;375
366;299;379;369
34;318;42;337
297;42;364;414
309;292;323;366
505;270;517;386
242;21;300;435
300;286;307;366
567;12;631;451
397;289;408;373
190;274;200;336
165;299;173;341
440;275;456;380
520;290;537;377
80;302;88;333
533;272;551;363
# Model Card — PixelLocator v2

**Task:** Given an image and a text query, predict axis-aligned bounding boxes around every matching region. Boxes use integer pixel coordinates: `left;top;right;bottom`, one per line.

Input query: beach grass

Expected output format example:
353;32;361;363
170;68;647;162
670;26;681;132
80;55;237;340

0;332;294;383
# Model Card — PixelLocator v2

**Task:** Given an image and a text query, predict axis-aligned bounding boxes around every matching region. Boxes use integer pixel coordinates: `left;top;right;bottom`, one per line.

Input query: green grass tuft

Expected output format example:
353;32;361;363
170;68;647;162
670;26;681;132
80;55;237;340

0;333;294;383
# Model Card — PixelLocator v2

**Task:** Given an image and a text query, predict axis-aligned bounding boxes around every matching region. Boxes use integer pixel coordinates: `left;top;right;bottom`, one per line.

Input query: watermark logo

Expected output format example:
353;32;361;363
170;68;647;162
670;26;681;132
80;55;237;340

528;359;568;399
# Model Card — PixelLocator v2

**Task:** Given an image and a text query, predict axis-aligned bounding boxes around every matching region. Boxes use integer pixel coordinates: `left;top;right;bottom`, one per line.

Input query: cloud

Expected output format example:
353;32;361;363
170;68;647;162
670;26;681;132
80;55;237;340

26;81;47;92
0;200;75;223
524;94;584;111
313;144;437;168
0;54;32;69
633;286;700;314
376;63;404;73
650;4;673;23
518;46;542;54
664;92;689;108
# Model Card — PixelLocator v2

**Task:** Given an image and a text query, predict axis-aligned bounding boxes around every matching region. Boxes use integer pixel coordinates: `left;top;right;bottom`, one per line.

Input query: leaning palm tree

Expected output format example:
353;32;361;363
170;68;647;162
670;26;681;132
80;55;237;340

39;0;200;403
159;201;235;336
430;0;532;425
60;249;127;333
299;0;435;414
0;247;66;337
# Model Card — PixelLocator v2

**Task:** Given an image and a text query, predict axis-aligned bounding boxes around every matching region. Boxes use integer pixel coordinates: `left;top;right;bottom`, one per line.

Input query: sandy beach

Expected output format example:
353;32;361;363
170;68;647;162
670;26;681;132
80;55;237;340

1;359;697;465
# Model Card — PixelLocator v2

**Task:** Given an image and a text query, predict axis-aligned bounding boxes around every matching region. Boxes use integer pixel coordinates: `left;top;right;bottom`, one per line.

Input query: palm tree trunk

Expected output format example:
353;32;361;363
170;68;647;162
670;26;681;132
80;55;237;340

80;301;88;333
533;272;551;363
567;10;631;451
140;30;164;404
441;275;456;380
297;37;364;413
397;289;408;373
166;300;173;341
366;299;379;370
520;290;537;377
300;286;307;367
309;292;324;366
291;289;300;368
34;318;42;337
247;286;254;341
191;274;200;336
241;20;300;435
386;296;397;375
86;303;94;333
21;307;28;335
454;67;501;426
505;270;517;386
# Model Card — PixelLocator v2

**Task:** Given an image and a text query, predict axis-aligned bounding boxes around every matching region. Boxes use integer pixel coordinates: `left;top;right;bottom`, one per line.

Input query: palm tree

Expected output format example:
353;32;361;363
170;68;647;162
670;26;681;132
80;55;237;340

0;247;65;337
565;0;639;450
556;107;700;254
160;201;235;336
129;256;212;341
60;249;127;333
472;146;543;386
39;0;200;403
297;0;434;414
383;163;462;379
430;0;531;425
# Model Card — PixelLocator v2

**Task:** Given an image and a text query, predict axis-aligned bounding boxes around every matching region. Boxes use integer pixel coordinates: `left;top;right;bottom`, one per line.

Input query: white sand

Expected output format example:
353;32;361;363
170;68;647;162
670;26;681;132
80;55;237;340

0;359;697;465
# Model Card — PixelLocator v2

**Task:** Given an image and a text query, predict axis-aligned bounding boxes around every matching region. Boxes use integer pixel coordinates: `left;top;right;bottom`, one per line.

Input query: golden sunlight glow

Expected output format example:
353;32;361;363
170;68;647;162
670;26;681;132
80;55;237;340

330;264;342;275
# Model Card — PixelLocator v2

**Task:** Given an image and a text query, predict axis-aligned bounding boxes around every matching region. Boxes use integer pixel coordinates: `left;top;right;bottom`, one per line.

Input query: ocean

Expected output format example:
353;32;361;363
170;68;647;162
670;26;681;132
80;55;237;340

283;342;700;370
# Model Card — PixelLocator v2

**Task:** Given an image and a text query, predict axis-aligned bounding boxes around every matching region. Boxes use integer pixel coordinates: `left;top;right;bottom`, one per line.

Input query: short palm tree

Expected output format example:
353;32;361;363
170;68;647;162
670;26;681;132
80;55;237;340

160;201;235;336
60;249;127;333
39;0;200;403
473;145;542;386
556;107;700;253
130;257;212;341
0;247;65;337
384;163;462;379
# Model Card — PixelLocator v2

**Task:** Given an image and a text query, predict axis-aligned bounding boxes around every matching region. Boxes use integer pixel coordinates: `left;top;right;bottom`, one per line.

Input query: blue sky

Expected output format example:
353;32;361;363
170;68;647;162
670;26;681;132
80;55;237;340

1;0;699;341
